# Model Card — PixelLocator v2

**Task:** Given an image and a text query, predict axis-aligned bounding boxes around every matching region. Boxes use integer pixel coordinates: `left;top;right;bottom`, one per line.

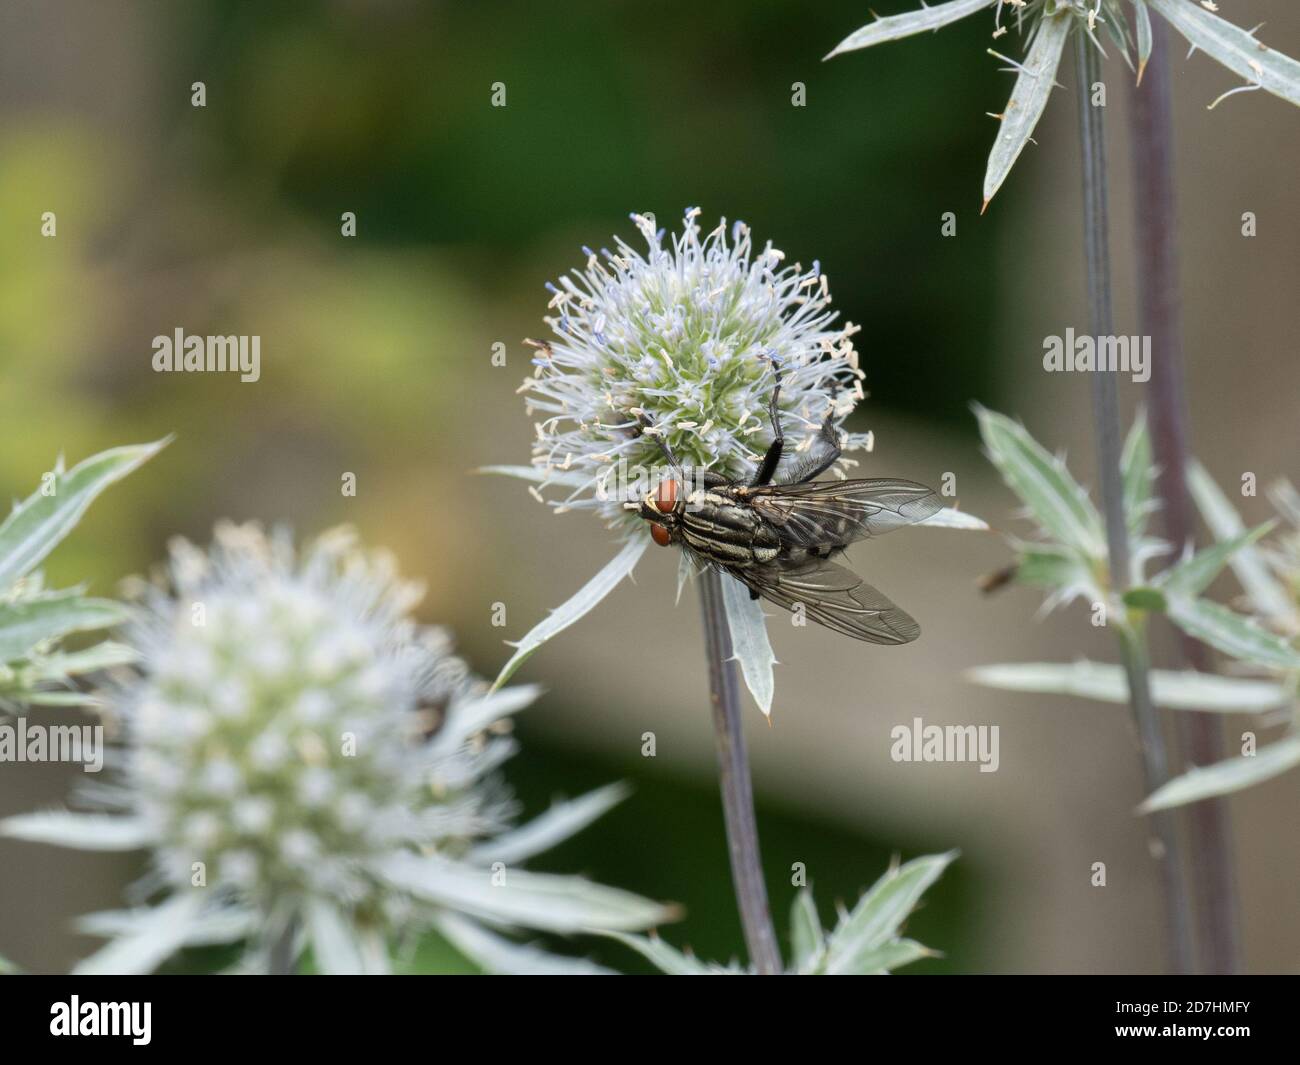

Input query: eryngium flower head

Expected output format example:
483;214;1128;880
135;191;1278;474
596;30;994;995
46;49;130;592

123;524;482;912
3;524;667;974
520;208;871;528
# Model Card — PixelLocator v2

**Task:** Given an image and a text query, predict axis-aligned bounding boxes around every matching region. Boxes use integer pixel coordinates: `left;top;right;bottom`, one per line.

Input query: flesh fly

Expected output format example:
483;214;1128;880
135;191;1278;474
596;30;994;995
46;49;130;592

625;363;940;644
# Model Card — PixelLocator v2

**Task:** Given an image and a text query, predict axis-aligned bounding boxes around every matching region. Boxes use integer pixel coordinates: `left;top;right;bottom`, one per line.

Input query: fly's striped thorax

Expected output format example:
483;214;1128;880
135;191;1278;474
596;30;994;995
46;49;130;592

678;490;781;566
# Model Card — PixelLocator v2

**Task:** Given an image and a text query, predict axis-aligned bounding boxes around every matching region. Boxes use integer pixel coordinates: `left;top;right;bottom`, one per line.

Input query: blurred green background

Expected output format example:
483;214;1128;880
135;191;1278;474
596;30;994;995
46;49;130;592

1;0;1296;973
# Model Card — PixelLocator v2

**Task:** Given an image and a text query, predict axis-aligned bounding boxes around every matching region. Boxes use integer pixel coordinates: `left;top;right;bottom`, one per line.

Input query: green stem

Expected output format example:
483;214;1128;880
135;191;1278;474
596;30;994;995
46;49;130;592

1073;31;1194;975
698;567;783;974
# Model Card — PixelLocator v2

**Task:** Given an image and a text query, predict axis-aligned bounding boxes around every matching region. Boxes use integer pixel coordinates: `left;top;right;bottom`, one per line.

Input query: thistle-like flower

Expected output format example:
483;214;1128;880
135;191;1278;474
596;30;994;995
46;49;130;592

2;523;670;975
827;0;1300;207
508;207;871;529
488;209;871;701
489;209;980;710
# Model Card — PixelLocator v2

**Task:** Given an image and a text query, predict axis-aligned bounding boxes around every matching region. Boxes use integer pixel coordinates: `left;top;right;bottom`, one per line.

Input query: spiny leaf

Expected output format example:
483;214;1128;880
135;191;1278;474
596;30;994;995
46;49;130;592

1155;522;1275;599
0;591;128;664
1165;596;1300;673
1120;412;1156;540
1140;735;1300;812
968;659;1292;713
983;12;1074;209
1147;0;1300;108
821;851;956;975
825;0;997;60
492;536;648;690
975;406;1105;557
790;889;826;971
600;931;737;975
467;783;630;865
1133;0;1153;83
1187;461;1296;626
0;440;169;590
720;571;777;718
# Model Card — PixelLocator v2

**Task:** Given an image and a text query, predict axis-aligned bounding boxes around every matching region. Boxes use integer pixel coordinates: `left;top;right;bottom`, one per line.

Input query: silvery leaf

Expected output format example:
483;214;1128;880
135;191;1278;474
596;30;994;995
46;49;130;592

601;930;742;974
1139;735;1300;812
1;811;151;851
1165;596;1300;672
0;591;128;664
72;893;204;975
1154;522;1275;598
1187;461;1295;626
429;683;540;756
379;854;674;934
790;889;826;972
1134;0;1153;83
22;641;138;681
1147;0;1300;108
1120;411;1156;539
820;851;956;975
721;571;777;717
305;897;369;975
826;0;996;60
983;12;1074;208
438;912;613;975
467;782;630;865
968;659;1291;712
976;406;1105;557
0;439;168;589
493;536;649;690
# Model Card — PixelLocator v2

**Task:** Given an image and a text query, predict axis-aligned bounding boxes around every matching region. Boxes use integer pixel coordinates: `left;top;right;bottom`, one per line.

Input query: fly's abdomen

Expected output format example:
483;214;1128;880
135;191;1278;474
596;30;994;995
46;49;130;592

679;495;781;566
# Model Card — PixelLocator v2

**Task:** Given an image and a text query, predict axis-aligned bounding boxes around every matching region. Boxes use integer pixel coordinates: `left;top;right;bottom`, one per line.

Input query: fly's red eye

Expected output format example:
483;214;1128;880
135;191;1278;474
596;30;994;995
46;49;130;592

650;523;672;547
655;478;678;513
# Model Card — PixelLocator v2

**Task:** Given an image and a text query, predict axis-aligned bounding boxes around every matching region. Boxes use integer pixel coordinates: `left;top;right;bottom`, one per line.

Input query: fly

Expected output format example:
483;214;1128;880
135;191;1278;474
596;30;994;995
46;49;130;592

624;361;941;644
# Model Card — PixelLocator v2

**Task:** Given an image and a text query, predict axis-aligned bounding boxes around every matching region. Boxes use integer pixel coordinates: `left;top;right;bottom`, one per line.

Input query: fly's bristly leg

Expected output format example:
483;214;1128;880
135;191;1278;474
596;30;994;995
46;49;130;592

751;357;785;488
634;411;684;474
776;380;844;485
793;398;843;482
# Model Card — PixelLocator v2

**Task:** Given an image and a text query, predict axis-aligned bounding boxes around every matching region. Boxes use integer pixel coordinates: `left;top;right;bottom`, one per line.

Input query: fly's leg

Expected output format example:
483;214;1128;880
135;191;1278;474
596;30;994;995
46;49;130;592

634;412;684;473
780;378;845;484
794;399;843;482
751;359;785;487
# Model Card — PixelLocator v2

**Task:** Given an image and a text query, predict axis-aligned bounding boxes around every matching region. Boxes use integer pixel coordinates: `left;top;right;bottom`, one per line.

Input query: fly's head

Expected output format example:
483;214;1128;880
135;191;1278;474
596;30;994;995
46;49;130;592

625;477;682;547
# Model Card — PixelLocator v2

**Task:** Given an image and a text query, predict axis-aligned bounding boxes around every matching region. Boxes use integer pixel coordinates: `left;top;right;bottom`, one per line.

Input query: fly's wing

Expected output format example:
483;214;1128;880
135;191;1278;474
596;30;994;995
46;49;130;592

736;557;921;644
744;478;941;551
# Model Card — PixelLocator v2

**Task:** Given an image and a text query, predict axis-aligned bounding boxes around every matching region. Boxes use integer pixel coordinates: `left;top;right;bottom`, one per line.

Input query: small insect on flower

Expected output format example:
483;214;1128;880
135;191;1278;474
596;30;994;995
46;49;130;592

626;359;941;644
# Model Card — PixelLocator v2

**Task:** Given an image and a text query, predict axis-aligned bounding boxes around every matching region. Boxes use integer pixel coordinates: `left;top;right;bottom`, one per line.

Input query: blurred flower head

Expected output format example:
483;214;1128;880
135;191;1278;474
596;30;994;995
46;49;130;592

122;523;488;915
4;523;668;974
516;207;871;529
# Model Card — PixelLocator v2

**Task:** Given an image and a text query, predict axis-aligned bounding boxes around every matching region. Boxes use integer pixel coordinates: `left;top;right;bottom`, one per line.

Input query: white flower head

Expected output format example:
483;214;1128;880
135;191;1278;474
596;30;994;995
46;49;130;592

491;210;984;704
2;524;669;974
519;207;871;528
